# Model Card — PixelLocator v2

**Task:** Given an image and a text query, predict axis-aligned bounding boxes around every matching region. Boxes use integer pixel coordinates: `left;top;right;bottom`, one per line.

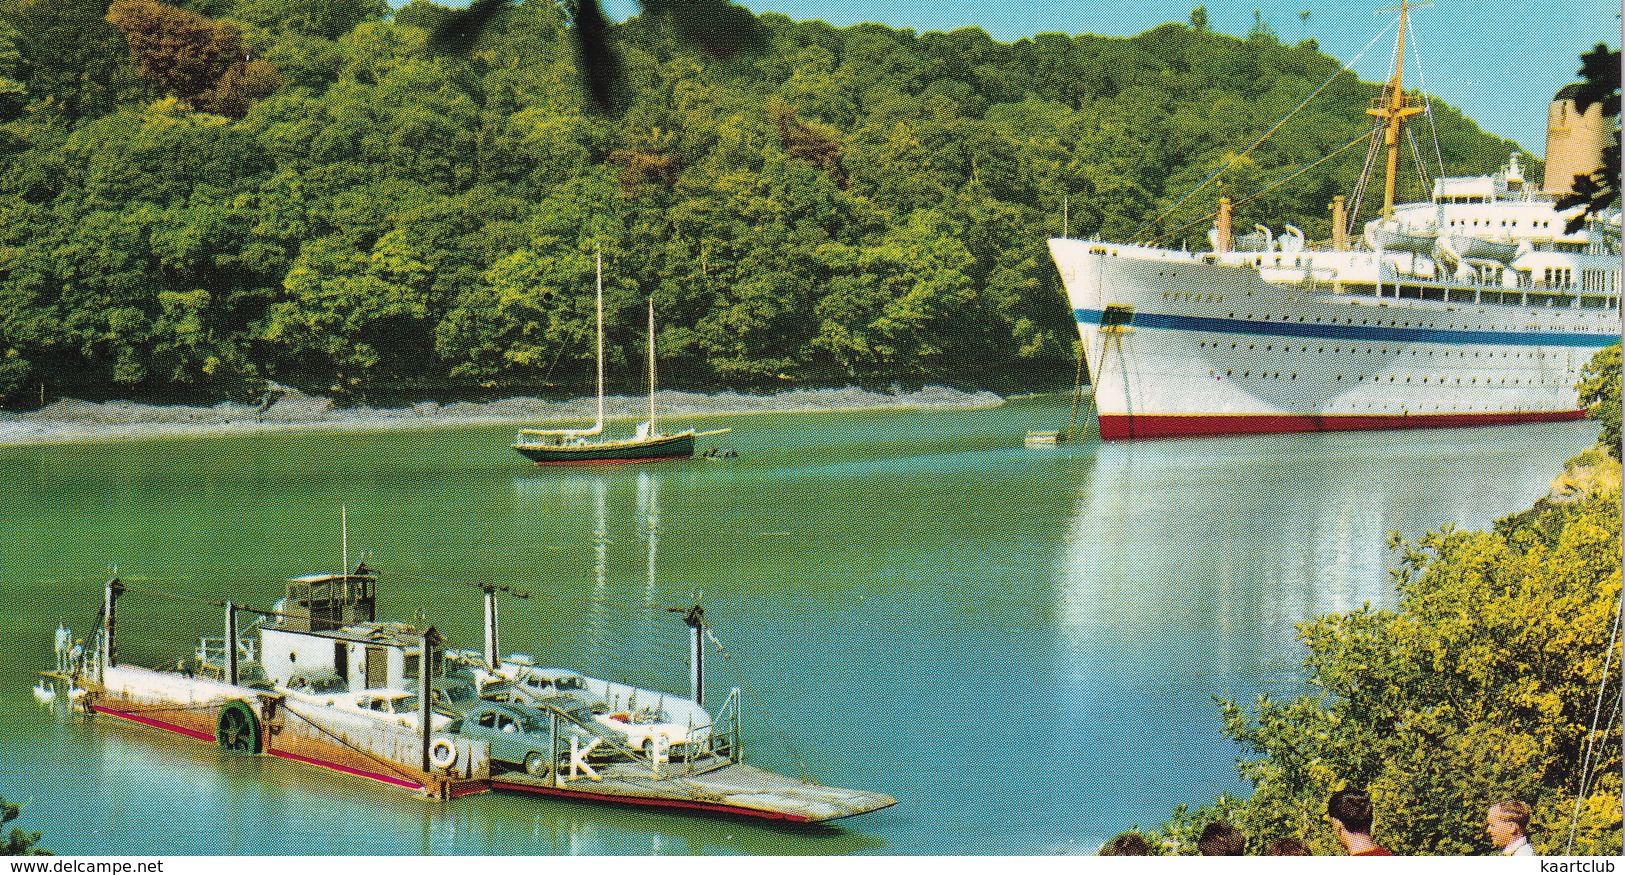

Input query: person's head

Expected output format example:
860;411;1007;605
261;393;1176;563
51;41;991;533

1327;789;1375;844
1487;800;1531;848
1197;821;1246;856
1264;837;1312;856
1099;832;1150;856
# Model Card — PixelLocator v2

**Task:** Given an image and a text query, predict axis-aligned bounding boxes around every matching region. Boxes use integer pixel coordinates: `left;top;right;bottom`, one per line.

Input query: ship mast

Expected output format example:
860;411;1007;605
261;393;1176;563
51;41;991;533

1367;0;1426;219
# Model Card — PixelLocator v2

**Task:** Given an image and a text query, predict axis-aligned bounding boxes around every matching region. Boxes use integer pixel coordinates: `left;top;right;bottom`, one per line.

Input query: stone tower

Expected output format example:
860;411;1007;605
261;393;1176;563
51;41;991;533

1543;83;1614;194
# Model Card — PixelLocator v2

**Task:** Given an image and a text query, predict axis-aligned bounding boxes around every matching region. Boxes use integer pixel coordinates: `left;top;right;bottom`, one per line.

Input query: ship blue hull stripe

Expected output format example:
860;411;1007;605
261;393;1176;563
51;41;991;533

1075;309;1619;348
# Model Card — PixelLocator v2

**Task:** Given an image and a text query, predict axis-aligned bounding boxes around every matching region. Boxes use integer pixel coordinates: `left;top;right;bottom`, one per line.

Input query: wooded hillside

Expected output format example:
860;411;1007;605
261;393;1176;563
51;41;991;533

0;0;1523;405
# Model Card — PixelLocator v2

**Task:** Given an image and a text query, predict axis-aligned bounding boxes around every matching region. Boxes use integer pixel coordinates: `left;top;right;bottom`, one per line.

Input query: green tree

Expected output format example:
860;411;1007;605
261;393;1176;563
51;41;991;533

0;796;49;856
0;18;27;119
4;0;143;120
812;208;976;386
1247;11;1278;43
425;0;766;115
1578;343;1621;459
228;0;386;40
260;228;437;387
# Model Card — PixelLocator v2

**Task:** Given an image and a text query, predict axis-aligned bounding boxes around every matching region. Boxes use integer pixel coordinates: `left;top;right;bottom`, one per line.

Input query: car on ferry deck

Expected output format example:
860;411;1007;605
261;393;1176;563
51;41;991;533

446;698;629;776
429;676;481;715
343;688;457;731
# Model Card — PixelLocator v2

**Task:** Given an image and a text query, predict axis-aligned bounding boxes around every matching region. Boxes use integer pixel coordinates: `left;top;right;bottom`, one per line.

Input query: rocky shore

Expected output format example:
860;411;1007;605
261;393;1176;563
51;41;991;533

0;385;1004;447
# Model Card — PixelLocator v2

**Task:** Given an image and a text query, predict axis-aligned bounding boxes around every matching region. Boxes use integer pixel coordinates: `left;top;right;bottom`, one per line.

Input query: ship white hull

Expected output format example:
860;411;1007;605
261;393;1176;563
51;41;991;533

1049;238;1620;440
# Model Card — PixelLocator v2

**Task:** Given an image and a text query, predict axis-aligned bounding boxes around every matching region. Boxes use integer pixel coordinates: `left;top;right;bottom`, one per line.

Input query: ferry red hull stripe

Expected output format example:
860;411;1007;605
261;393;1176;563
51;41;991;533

269;750;422;791
92;704;427;792
90;706;215;742
490;780;813;822
1099;408;1589;440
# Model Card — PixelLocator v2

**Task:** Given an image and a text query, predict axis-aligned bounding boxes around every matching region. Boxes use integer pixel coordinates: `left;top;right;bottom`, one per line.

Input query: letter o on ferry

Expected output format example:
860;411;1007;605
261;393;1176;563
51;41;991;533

429;737;458;769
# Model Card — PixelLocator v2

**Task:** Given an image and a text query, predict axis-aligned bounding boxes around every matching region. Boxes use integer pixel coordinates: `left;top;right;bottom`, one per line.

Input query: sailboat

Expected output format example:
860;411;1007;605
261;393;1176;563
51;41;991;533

512;252;729;465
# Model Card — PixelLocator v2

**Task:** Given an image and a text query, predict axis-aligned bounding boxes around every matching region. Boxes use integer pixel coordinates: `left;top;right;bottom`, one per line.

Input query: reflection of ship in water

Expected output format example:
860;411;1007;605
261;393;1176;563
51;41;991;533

1050;430;1582;663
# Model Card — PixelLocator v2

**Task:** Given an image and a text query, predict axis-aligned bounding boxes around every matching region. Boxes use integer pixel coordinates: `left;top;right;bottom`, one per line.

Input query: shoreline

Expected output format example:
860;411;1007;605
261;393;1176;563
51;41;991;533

0;385;1006;448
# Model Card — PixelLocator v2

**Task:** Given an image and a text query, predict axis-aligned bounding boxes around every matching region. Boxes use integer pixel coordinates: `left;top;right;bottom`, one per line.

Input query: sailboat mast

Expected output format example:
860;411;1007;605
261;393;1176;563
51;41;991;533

594;248;605;432
647;297;657;434
1368;0;1424;219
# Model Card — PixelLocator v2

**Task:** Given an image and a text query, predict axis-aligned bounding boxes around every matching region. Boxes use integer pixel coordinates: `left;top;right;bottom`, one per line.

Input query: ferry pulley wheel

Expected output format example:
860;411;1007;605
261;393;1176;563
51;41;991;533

428;737;458;770
216;700;261;754
523;751;553;779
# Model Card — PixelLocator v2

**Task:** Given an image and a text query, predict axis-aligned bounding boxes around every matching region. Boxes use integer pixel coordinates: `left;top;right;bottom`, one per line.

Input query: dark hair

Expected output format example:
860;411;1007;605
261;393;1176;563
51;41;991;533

1264;837;1313;856
1099;832;1151;856
1327;789;1375;834
1492;799;1532;831
1197;821;1246;856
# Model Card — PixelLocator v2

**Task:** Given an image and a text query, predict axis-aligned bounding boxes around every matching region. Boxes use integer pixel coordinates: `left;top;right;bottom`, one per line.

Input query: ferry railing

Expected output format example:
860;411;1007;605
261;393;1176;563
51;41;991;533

194;634;257;676
709;687;742;764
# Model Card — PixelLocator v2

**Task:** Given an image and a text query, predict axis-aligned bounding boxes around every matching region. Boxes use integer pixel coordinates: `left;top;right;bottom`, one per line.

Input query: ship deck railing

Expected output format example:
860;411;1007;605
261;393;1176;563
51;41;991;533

1293;274;1618;311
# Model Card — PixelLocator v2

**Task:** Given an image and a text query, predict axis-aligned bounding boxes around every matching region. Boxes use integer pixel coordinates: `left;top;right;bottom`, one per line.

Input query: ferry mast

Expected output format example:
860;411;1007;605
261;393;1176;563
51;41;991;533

1366;0;1426;218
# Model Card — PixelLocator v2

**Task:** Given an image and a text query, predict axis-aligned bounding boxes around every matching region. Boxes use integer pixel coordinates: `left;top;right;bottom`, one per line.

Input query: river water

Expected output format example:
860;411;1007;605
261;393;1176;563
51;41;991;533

0;397;1597;855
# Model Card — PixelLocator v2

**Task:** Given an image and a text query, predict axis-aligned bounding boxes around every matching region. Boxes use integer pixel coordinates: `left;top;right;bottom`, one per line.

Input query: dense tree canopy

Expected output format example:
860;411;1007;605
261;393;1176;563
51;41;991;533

0;0;1523;405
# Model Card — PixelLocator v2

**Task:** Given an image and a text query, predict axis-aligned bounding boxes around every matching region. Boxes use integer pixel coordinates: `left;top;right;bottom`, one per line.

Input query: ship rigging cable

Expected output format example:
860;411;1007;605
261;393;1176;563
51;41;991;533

1406;128;1433;197
1401;12;1447;180
1566;587;1624;854
1134;17;1400;241
1148;130;1372;246
1347;121;1386;233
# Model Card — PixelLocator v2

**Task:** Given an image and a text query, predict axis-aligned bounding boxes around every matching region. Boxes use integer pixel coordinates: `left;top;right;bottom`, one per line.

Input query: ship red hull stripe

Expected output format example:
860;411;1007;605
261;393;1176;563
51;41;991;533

490;780;813;822
1099;408;1589;440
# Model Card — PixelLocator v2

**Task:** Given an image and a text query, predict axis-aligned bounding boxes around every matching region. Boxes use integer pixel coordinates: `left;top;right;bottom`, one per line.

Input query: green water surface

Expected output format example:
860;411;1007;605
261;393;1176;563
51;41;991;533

0;397;1598;854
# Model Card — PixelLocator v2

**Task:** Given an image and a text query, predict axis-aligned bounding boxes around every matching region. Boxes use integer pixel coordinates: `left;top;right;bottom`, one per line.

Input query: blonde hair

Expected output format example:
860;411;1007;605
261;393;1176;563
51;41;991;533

1492;799;1532;831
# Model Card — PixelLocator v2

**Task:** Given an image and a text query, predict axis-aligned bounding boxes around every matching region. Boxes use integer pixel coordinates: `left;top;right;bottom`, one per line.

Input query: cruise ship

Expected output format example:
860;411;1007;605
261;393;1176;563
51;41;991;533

1047;10;1620;440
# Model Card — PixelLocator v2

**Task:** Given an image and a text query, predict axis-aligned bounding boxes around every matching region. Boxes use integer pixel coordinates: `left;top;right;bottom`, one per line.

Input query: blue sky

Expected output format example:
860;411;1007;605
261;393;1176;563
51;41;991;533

605;0;1618;157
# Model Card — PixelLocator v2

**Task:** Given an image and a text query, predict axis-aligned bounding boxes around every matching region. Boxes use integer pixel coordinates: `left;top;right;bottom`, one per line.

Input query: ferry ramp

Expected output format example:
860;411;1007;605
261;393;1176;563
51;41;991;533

493;755;896;824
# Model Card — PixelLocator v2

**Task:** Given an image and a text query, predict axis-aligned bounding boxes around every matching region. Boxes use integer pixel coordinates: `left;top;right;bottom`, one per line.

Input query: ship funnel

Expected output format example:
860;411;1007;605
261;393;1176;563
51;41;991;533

1330;196;1348;251
1216;197;1233;253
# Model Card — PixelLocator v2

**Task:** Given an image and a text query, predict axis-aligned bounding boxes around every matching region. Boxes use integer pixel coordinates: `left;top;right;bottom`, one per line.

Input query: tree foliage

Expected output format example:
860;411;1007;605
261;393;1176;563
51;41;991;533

0;1;1528;406
1579;344;1622;459
0;797;48;856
